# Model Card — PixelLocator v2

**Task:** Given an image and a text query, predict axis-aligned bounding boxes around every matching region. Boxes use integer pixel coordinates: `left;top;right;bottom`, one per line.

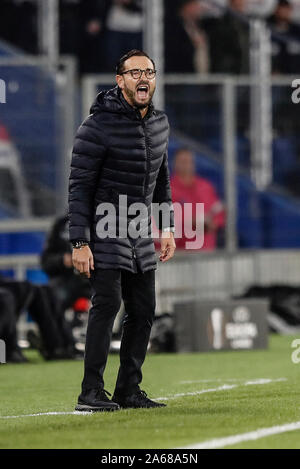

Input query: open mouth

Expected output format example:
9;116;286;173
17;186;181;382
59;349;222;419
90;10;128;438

136;84;149;100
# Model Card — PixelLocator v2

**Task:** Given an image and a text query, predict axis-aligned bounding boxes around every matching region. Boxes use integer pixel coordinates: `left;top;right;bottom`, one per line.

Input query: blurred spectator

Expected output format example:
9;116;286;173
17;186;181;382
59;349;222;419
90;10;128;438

202;0;249;74
78;0;108;73
0;1;16;46
41;213;91;322
0;273;77;360
79;0;144;73
164;1;219;142
268;0;300;74
103;0;143;72
0;123;31;218
0;288;25;363
171;148;225;250
59;0;81;58
165;0;249;74
164;0;210;73
0;0;38;54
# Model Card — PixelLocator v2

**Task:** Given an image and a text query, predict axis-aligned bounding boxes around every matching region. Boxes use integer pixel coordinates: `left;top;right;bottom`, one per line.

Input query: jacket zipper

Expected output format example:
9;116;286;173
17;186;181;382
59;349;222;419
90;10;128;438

142;119;151;202
132;246;136;259
132;111;152;266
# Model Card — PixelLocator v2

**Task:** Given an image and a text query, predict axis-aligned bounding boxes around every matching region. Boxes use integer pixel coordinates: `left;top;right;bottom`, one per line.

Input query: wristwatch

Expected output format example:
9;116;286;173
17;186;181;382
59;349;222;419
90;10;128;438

71;240;89;249
162;227;175;233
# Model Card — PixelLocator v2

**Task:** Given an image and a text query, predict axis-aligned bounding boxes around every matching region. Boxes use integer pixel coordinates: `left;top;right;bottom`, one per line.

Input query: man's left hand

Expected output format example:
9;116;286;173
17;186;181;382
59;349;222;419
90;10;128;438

159;231;176;263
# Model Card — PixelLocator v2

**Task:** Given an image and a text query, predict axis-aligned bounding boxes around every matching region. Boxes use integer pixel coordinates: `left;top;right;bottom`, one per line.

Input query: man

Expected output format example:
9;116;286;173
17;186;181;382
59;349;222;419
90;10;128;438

68;49;176;412
202;0;249;75
0;0;38;54
164;0;209;74
41;213;91;356
103;0;143;72
0;273;74;361
41;213;91;315
171;148;225;250
0;288;25;363
268;0;300;74
78;0;108;74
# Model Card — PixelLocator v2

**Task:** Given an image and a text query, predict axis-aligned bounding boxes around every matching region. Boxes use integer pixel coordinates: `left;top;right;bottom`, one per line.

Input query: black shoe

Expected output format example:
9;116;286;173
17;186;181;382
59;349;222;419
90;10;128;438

27;330;41;350
43;347;73;361
75;388;120;412
112;389;166;409
6;348;28;364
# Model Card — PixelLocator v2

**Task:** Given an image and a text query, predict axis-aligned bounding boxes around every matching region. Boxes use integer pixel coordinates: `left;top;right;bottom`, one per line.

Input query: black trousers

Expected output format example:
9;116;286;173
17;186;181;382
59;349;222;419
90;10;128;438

82;268;156;395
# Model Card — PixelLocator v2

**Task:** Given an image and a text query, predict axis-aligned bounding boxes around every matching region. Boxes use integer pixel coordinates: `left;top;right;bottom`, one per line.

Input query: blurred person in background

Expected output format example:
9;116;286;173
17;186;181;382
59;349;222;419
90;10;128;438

0;0;38;54
171;148;225;250
200;0;250;135
164;0;210;73
165;0;249;75
0;1;17;46
103;0;143;72
0;273;77;360
202;0;249;74
78;0;143;74
59;0;81;60
164;0;219;143
0;288;25;363
164;0;249;141
78;0;108;73
268;0;300;74
41;213;91;326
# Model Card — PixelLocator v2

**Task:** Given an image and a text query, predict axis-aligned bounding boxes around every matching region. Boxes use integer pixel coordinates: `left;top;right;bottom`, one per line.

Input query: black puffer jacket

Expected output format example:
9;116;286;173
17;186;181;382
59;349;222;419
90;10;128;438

68;86;174;273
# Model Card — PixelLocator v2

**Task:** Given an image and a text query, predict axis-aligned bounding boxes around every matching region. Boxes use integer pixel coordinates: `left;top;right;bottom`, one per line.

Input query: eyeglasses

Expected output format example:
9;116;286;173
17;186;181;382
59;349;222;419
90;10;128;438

121;68;156;80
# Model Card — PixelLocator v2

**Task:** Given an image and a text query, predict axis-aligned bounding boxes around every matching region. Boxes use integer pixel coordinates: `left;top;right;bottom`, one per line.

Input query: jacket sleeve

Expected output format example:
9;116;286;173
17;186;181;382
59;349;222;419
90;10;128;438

152;150;174;230
68;117;107;242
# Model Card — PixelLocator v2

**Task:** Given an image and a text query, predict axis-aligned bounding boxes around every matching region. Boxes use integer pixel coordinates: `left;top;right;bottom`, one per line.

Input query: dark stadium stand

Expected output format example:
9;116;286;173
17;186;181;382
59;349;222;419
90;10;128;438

0;40;62;218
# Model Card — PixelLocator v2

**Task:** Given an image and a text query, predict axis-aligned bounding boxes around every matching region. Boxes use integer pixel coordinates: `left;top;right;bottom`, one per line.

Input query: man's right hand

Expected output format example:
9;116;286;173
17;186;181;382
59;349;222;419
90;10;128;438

72;245;94;279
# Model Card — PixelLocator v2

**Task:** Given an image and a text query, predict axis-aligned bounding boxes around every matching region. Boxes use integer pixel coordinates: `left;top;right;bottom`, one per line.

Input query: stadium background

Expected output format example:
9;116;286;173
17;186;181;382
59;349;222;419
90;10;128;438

1;0;300;450
2;0;300;320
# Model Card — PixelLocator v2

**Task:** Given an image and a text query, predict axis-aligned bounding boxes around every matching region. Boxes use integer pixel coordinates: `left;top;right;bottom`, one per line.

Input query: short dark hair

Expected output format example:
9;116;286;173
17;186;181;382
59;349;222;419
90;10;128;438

116;49;156;75
277;0;291;7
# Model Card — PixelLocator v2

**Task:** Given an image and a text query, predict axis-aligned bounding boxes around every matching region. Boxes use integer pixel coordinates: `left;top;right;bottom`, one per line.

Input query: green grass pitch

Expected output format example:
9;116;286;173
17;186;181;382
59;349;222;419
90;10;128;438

1;334;300;449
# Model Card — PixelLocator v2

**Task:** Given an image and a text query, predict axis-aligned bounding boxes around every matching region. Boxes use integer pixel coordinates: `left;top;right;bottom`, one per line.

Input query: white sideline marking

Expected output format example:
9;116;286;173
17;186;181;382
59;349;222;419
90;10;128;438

156;378;286;401
179;421;300;449
156;384;237;401
0;411;92;419
0;378;287;419
244;378;286;385
180;379;243;384
179;378;286;385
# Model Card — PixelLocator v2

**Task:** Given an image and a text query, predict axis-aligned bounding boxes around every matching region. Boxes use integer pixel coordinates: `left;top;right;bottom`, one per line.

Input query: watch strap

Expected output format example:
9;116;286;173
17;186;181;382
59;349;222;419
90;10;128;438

71;240;89;249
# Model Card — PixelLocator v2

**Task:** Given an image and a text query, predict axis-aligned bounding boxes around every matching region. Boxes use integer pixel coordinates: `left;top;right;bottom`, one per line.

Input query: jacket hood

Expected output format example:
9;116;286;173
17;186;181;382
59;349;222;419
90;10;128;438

89;85;155;117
